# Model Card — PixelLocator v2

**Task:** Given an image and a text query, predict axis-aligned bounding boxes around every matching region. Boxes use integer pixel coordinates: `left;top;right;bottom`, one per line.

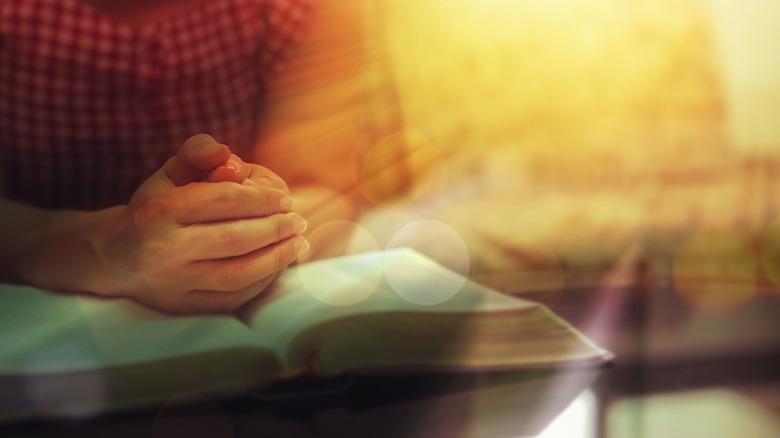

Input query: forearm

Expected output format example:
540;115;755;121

0;197;121;294
0;135;308;314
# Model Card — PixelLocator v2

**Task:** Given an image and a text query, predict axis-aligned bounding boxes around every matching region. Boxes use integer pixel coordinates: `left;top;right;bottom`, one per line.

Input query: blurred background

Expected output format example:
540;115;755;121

257;0;780;436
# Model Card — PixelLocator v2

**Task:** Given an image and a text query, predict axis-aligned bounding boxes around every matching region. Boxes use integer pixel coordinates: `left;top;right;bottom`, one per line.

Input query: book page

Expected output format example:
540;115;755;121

0;284;266;375
244;249;526;347
243;248;607;372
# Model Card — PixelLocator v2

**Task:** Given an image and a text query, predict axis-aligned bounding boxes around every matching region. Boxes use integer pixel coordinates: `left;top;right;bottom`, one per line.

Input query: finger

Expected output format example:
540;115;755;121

206;154;247;184
247;165;290;193
179;213;308;260
184;275;277;314
164;134;232;186
173;182;294;223
191;236;309;292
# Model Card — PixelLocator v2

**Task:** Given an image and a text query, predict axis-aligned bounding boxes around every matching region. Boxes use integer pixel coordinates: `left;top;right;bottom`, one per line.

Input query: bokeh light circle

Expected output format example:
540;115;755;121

477;241;565;308
298;220;382;306
384;220;470;305
760;216;780;291
672;229;758;313
361;130;448;214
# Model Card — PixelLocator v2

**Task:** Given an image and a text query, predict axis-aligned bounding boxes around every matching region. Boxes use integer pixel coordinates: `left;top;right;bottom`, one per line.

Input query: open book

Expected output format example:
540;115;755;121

0;248;611;427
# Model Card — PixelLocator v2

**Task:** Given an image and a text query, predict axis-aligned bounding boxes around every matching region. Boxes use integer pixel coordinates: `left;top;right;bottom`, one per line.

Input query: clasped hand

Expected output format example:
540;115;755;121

97;135;309;314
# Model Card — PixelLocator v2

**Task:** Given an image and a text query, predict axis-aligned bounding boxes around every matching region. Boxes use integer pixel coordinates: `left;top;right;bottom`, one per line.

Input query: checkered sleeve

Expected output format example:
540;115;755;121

259;0;313;76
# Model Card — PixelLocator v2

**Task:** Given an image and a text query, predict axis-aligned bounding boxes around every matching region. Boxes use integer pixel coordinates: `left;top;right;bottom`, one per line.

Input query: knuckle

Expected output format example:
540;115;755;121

216;183;245;207
221;268;250;291
253;174;276;187
209;192;232;214
253;168;288;192
220;225;244;252
258;188;272;213
273;247;286;271
273;241;296;270
210;187;229;205
274;215;289;240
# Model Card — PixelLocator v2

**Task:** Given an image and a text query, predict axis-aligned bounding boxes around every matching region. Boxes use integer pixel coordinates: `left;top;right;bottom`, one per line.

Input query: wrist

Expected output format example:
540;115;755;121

88;205;147;297
28;205;130;297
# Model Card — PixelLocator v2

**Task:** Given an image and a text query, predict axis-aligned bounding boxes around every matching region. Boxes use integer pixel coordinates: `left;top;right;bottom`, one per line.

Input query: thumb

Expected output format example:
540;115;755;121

163;134;232;186
205;153;247;184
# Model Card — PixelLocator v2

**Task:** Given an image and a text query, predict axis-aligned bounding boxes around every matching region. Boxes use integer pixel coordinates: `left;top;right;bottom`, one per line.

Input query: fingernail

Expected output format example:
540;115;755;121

294;237;310;255
212;163;237;174
203;142;226;153
279;196;294;211
290;213;308;234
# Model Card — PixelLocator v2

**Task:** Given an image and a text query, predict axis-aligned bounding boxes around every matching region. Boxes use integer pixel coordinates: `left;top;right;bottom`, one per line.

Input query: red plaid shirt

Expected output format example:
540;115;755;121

0;0;311;209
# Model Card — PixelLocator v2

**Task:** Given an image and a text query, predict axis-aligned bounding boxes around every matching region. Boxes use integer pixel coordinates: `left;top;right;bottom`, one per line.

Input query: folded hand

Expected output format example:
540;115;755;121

97;135;308;314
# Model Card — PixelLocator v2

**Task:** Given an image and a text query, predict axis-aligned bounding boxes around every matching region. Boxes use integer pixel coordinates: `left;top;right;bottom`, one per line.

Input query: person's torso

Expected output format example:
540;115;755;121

0;0;309;209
